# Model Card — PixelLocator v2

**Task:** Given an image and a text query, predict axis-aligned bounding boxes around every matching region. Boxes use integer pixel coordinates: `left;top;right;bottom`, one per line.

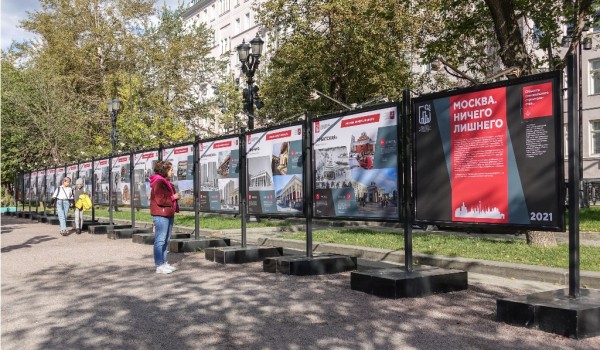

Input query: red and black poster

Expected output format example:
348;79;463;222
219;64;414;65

413;72;564;231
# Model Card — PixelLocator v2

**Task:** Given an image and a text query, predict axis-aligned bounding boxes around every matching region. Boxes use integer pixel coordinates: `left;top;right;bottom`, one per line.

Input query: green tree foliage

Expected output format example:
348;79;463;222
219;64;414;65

256;0;430;122
420;0;598;79
256;0;598;118
1;1;221;184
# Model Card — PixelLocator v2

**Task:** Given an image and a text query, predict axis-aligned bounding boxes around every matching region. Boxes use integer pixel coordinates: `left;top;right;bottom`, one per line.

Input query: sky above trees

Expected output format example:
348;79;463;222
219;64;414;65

0;0;185;50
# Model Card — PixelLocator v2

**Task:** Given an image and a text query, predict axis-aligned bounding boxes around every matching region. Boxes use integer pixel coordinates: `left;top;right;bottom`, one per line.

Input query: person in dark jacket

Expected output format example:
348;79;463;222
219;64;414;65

149;161;181;274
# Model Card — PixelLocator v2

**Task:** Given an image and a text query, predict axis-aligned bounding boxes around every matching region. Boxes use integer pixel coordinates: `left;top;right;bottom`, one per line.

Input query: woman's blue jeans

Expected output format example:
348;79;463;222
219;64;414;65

56;199;70;231
153;216;174;266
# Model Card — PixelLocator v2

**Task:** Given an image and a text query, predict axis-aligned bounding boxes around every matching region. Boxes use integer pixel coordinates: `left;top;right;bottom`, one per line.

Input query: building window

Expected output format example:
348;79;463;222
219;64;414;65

591;59;600;95
592;120;600;155
235;18;240;34
244;13;250;30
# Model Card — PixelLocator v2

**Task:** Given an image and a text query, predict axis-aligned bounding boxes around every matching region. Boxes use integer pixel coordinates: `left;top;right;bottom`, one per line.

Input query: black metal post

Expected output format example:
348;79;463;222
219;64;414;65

91;157;96;222
402;89;413;272
108;157;114;225
240;128;247;247
304;113;313;258
21;173;24;212
194;136;200;240
567;49;581;298
13;175;18;214
130;151;135;229
27;171;31;214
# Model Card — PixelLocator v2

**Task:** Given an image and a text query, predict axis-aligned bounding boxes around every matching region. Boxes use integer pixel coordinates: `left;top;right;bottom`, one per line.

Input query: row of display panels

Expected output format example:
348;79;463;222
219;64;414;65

19;102;399;221
17;71;565;231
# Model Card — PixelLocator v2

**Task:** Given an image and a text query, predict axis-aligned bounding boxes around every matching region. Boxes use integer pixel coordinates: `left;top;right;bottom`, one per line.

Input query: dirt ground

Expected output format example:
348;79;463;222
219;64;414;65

2;216;599;350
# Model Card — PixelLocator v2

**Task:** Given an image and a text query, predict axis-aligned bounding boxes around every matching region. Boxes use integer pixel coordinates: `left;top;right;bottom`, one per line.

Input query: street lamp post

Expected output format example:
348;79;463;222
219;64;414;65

235;34;264;247
236;33;265;131
107;98;121;155
107;98;121;223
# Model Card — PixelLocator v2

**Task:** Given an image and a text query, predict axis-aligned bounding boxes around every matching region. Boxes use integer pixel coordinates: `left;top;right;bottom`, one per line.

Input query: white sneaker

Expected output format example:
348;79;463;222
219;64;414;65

156;265;173;274
163;263;177;272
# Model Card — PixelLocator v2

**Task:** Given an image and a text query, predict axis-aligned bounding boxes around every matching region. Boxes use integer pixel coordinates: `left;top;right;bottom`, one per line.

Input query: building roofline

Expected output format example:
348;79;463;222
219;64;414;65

182;0;211;21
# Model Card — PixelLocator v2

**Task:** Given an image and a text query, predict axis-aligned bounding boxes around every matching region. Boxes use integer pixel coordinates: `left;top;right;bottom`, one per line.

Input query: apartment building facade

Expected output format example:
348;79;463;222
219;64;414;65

580;38;600;182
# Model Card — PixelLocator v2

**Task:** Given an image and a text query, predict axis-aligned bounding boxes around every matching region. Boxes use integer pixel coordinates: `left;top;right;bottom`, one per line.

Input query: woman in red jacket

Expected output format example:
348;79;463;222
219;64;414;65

149;161;181;274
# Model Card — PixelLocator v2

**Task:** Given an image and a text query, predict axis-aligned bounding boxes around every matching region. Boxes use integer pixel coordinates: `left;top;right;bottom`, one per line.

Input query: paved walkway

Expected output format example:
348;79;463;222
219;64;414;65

2;216;599;349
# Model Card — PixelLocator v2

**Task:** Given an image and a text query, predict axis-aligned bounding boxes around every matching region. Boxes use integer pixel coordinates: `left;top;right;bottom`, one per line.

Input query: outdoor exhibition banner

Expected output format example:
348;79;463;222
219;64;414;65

162;144;194;209
198;136;240;213
132;150;158;208
78;161;93;194
23;173;28;202
67;164;78;183
246;123;304;216
93;158;110;205
29;171;37;202
413;71;564;230
37;170;45;202
111;155;131;206
56;166;66;187
46;168;56;202
312;103;400;220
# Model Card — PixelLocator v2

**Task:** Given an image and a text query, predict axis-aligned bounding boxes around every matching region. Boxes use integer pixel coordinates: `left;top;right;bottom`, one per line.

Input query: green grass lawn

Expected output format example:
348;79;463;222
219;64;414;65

285;228;600;272
578;207;600;232
87;208;291;230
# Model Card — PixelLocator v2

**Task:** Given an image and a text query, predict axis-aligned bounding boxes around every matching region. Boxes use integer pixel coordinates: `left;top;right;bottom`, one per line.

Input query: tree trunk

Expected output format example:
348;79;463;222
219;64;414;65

526;231;557;247
484;0;534;74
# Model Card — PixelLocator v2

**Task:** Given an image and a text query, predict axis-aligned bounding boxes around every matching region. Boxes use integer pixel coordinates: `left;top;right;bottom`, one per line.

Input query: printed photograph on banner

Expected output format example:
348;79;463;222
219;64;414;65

272;142;290;175
273;175;303;212
218;178;240;210
248;156;273;191
315;146;351;189
217;150;232;178
200;161;218;190
163;146;194;208
349;131;376;170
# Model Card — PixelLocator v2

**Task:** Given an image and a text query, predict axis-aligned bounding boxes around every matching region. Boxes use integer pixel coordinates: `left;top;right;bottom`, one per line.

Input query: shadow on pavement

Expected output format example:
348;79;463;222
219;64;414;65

1;235;57;253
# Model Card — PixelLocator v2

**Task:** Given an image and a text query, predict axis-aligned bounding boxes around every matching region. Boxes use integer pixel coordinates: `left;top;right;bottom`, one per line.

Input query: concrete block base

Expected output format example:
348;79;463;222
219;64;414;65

351;266;468;298
107;228;153;240
205;246;282;264
169;238;231;253
88;224;131;234
132;233;154;244
497;288;600;339
263;254;357;275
